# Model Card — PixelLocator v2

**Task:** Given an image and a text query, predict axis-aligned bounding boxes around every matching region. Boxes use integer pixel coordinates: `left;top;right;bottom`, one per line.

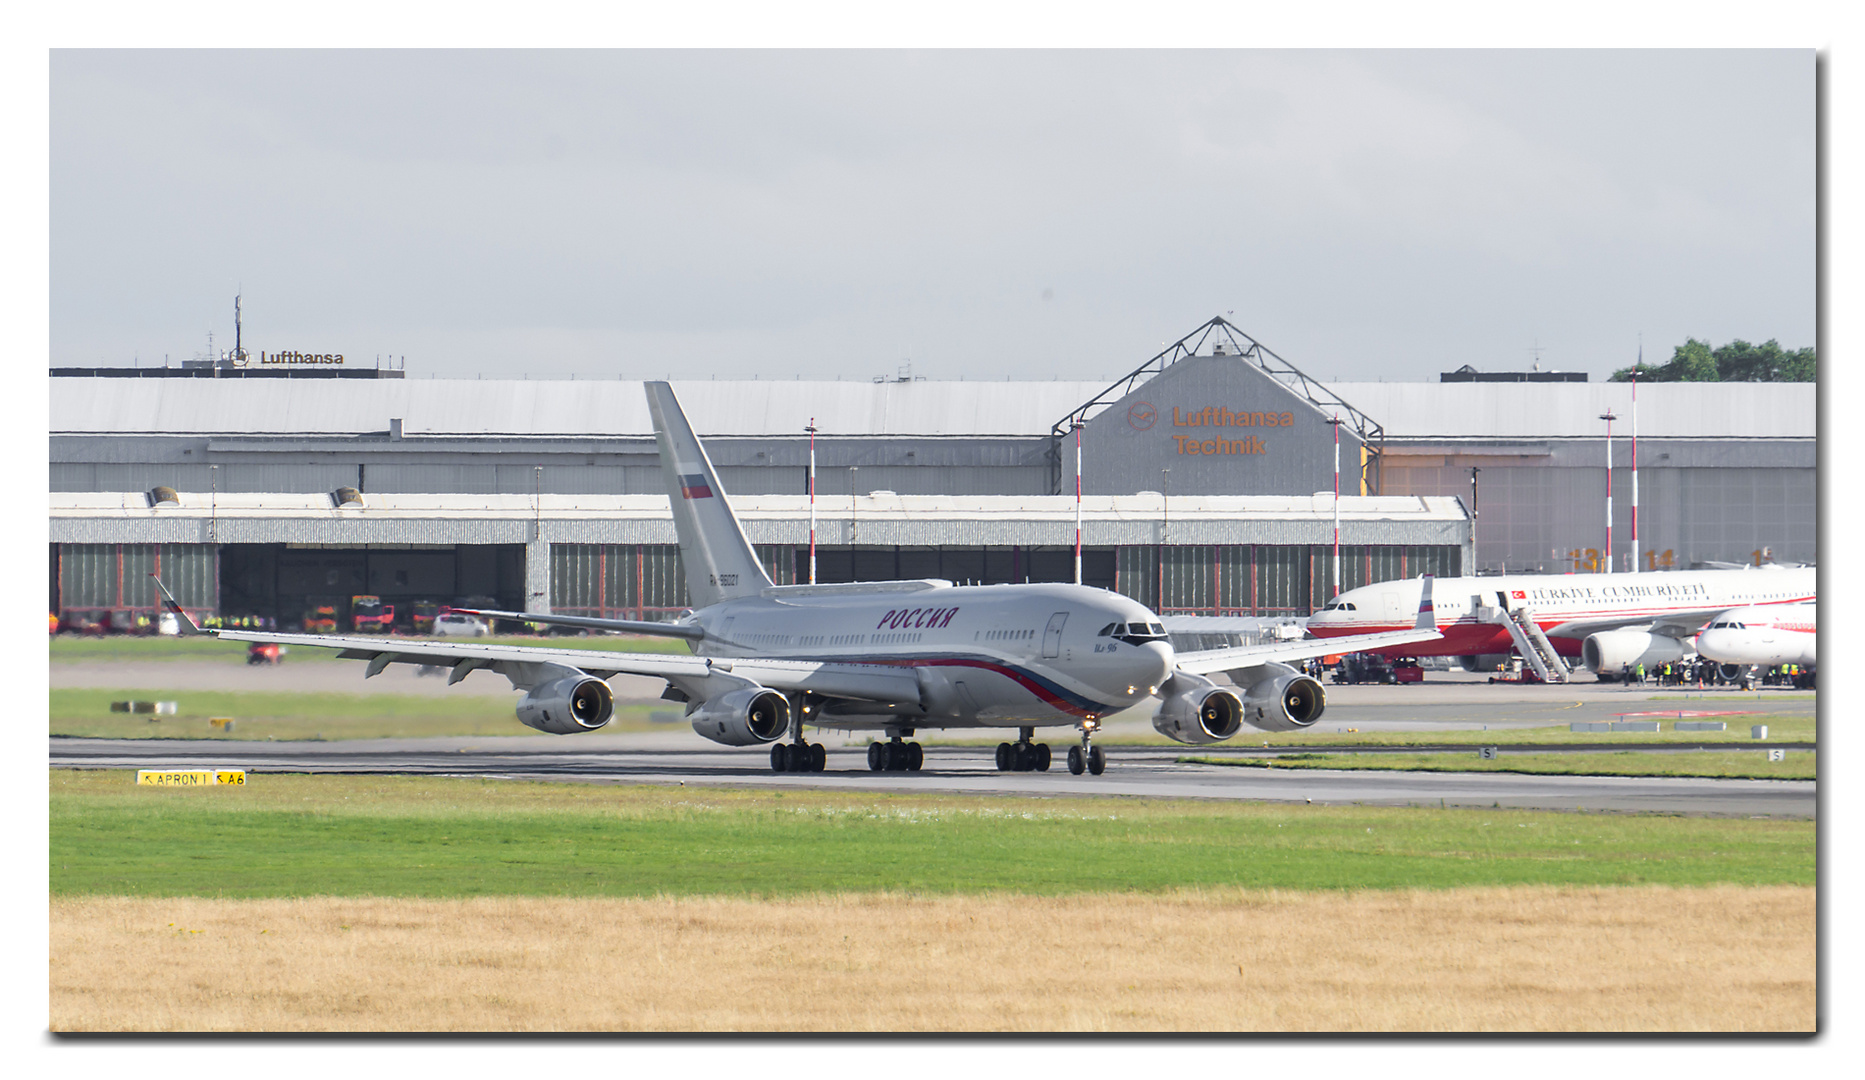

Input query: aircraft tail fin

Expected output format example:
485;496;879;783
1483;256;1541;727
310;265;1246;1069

149;575;210;635
644;382;774;608
1415;574;1437;632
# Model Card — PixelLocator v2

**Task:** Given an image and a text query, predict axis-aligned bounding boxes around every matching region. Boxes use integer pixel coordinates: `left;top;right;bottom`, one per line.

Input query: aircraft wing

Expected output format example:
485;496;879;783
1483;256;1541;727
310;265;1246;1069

1175;573;1442;676
1173;626;1443;676
209;628;925;705
1540;610;1721;640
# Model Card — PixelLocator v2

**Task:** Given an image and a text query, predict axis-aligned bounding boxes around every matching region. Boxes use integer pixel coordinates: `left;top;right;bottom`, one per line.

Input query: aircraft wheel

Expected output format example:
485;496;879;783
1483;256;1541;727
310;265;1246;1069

1067;745;1085;775
1087;746;1106;775
907;742;923;771
995;743;1013;771
770;743;788;772
1035;743;1051;772
811;742;827;772
867;742;885;771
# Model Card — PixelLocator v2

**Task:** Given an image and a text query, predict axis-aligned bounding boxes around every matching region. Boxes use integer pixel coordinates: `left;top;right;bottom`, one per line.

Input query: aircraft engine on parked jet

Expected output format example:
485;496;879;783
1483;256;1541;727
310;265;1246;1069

1152;672;1244;744
690;687;791;746
516;674;615;734
1580;630;1687;674
1237;663;1327;732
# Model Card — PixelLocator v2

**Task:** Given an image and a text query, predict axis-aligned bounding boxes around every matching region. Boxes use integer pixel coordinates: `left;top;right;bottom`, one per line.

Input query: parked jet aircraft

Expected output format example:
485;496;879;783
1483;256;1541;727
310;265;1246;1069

1694;601;1816;671
1307;566;1815;678
157;382;1441;775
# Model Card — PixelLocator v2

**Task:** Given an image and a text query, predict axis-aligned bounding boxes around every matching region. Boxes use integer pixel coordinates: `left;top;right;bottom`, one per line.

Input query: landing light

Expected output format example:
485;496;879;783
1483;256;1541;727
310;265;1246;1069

1127;685;1136;695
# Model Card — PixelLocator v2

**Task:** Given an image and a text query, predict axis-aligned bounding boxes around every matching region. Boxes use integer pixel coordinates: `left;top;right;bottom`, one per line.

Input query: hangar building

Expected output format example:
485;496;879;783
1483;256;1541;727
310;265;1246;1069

49;318;1814;631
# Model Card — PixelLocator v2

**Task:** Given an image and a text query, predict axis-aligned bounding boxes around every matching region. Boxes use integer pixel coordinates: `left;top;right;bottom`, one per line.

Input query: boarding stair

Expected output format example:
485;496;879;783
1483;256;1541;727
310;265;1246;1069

1500;606;1569;683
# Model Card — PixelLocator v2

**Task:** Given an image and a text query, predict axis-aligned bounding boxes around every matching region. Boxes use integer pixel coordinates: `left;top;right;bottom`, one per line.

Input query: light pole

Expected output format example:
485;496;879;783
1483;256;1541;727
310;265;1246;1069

1468;466;1480;573
806;418;818;584
1073;420;1083;585
1328;415;1345;597
1159;468;1169;611
1599;407;1616;573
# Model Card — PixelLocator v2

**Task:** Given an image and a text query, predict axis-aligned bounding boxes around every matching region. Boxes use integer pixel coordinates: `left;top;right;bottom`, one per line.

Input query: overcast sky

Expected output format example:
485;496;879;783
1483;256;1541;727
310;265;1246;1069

50;49;1813;383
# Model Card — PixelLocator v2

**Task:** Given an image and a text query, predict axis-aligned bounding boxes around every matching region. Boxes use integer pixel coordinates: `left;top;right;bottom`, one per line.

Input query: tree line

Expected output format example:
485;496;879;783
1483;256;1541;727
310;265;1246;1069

1611;338;1815;382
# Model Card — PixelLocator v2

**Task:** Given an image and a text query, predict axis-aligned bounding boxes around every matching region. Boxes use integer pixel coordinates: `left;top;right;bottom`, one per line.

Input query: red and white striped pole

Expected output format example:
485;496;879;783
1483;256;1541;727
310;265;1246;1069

1073;420;1084;585
1630;368;1639;571
1600;407;1616;573
806;418;818;585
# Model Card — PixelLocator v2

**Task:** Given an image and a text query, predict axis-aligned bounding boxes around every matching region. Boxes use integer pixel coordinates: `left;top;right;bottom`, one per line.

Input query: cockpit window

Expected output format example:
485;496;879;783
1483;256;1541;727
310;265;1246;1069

1322;601;1357;611
1113;622;1169;645
1098;623;1118;636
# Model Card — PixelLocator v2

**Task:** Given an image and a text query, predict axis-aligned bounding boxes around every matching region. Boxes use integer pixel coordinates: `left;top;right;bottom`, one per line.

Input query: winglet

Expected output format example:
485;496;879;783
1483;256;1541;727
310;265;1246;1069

149;575;210;635
1414;574;1437;632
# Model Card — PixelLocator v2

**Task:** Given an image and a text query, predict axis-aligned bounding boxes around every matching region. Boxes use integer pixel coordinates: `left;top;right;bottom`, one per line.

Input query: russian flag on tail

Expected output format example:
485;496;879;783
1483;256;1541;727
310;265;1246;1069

679;473;714;500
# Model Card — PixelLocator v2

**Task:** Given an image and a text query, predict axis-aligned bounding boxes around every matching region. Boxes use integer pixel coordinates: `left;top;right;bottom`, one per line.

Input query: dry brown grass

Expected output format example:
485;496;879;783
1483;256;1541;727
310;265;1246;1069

51;885;1814;1032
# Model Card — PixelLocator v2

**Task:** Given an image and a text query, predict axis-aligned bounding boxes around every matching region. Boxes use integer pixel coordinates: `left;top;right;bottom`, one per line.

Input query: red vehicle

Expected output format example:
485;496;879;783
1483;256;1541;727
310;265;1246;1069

247;642;282;665
350;595;395;633
411;600;442;635
1393;660;1424;684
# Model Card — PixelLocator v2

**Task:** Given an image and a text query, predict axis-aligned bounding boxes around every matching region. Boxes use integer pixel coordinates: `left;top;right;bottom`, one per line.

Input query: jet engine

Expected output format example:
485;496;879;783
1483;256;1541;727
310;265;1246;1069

690;687;791;746
1580;630;1687;674
1152;672;1245;744
1457;654;1512;673
1237;663;1327;732
516;674;615;734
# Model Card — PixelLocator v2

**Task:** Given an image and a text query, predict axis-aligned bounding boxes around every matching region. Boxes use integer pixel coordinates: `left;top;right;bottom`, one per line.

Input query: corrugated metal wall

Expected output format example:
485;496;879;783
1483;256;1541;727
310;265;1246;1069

1117;543;1459;616
1385;463;1816;572
56;543;217;618
549;543;797;618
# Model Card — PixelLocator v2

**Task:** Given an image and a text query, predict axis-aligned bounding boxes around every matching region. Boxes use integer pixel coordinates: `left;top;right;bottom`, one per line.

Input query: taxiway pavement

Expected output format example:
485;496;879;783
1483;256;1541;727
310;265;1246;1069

51;735;1814;818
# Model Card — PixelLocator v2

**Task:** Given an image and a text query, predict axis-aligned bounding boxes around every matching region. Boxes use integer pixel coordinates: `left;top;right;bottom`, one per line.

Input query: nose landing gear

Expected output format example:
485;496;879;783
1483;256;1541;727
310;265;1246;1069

1066;718;1106;775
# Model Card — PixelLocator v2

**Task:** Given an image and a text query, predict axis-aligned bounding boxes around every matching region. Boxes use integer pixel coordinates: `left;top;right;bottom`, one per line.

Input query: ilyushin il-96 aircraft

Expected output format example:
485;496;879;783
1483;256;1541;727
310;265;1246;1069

156;382;1442;777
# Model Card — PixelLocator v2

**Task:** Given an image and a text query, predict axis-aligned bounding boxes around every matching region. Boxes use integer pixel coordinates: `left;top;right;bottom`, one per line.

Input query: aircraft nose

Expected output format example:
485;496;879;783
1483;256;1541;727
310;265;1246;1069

1139;640;1173;684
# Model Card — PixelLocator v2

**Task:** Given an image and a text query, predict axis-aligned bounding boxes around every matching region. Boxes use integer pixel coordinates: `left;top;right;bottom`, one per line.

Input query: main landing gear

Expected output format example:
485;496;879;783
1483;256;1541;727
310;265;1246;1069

996;726;1052;772
1065;718;1106;776
868;731;923;772
770;692;827;773
770;740;826;773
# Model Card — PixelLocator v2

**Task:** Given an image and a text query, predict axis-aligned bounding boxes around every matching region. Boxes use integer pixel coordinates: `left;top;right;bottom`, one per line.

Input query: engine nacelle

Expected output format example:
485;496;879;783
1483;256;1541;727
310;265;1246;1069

1152;673;1244;745
1238;665;1327;732
690;687;791;746
1457;654;1512;673
1580;630;1687;674
516;675;615;734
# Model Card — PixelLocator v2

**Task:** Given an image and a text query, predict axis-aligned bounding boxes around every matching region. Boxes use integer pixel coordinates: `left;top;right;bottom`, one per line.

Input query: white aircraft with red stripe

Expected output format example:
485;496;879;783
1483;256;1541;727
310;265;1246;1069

157;382;1441;775
1694;601;1816;670
1307;567;1814;676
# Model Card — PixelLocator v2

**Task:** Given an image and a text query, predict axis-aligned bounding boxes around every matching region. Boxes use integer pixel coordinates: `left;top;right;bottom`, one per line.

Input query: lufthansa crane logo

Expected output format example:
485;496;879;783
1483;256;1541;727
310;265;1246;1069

1127;401;1157;431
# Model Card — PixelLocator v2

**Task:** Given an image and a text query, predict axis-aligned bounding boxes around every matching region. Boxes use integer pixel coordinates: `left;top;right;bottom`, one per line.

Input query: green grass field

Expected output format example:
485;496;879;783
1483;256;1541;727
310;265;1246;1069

49;633;693;664
50;689;685;740
50;770;1814;899
1183;749;1816;781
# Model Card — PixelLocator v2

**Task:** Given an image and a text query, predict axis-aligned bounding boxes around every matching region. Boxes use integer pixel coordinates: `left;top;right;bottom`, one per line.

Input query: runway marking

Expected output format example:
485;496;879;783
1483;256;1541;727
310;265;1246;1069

1615;710;1758;718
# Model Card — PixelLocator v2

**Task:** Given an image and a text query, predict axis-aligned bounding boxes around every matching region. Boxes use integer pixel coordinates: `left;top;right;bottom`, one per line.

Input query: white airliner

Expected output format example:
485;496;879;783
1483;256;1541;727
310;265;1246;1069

156;382;1441;776
1694;601;1816;672
1307;566;1815;677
